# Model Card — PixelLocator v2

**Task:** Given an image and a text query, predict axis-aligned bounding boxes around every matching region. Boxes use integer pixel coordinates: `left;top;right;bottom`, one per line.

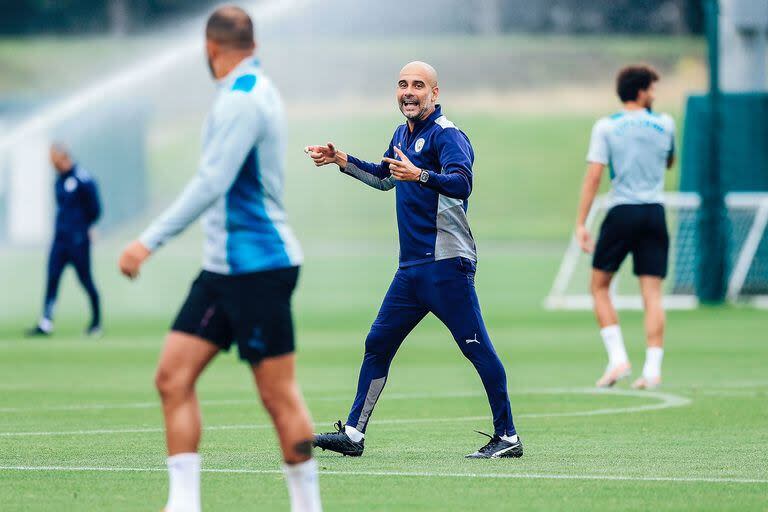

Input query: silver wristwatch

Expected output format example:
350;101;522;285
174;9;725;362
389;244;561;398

419;170;429;183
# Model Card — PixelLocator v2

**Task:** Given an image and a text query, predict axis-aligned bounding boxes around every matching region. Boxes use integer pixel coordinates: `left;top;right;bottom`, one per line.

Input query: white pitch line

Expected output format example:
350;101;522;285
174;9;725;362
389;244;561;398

0;390;495;413
0;465;764;485
696;390;768;397
0;399;241;414
0;392;482;414
674;380;768;390
0;424;277;438
0;387;679;414
520;388;691;417
0;388;690;438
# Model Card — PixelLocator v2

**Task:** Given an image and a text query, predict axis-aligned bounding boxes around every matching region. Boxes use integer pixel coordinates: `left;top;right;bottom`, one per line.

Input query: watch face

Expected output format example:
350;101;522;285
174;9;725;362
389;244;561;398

420;170;429;183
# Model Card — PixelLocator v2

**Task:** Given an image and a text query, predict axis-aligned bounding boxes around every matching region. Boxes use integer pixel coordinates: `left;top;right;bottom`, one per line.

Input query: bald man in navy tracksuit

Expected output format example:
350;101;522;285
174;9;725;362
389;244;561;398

27;146;102;337
307;61;522;459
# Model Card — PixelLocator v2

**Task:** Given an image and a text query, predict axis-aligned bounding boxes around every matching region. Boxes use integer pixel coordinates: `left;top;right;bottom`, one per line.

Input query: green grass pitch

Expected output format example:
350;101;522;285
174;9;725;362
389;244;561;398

1;110;767;510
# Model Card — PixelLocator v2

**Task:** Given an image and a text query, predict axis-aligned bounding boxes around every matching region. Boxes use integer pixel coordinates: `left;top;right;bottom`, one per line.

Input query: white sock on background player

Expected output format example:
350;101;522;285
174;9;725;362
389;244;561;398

642;347;664;380
344;424;364;442
165;452;201;512
38;317;53;333
283;458;323;512
600;324;629;368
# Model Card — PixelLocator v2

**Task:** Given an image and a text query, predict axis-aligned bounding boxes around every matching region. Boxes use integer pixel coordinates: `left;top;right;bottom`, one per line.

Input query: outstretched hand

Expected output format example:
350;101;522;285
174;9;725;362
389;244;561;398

304;143;347;168
383;146;421;182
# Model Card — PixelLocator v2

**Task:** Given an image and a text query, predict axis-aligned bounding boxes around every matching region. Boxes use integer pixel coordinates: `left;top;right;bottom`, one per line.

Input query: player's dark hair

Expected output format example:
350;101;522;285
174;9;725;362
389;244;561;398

616;65;659;103
206;5;255;50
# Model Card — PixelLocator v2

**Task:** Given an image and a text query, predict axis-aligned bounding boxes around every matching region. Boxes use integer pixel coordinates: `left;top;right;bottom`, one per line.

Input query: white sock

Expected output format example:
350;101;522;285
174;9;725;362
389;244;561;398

283;459;322;512
166;453;201;512
38;318;53;333
642;347;664;380
600;325;629;368
344;424;364;442
501;434;518;443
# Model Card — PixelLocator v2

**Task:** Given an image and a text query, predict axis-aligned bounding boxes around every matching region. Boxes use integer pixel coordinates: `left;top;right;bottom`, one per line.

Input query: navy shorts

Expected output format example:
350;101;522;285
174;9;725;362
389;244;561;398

592;203;669;278
172;267;299;364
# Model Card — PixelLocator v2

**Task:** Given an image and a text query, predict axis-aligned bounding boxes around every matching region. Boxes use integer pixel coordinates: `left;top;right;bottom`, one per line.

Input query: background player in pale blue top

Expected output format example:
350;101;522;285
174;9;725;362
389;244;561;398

118;7;320;512
575;65;675;391
587;98;675;208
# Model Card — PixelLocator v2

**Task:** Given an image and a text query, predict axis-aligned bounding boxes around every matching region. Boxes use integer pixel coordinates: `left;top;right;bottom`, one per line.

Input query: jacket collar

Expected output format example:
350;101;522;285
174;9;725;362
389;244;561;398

218;54;260;88
407;104;442;133
58;163;77;180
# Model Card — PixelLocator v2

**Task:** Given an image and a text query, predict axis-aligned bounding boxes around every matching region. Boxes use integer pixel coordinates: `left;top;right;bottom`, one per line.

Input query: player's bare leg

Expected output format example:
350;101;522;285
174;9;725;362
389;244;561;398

155;332;219;512
591;269;631;387
156;332;219;453
253;353;321;511
591;269;618;327
633;275;665;389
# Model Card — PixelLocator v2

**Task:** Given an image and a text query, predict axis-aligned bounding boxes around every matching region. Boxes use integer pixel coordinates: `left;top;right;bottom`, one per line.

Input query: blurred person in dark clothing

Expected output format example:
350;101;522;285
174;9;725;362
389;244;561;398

27;144;102;338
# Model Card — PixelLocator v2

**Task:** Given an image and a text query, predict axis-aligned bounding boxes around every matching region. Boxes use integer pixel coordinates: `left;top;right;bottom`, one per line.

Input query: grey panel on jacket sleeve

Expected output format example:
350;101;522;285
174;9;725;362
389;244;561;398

340;162;395;191
435;195;477;262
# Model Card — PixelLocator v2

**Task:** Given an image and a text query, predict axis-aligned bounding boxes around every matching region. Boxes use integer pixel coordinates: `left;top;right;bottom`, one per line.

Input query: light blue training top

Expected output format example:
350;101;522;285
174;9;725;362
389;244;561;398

139;56;302;274
587;109;675;208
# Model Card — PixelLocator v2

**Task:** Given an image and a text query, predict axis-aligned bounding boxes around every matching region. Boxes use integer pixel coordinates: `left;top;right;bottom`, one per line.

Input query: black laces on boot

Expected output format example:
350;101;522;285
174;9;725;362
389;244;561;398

319;420;345;436
473;430;502;452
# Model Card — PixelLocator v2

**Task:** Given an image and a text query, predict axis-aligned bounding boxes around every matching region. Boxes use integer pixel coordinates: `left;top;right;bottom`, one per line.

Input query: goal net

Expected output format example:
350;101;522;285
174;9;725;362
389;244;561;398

545;192;768;310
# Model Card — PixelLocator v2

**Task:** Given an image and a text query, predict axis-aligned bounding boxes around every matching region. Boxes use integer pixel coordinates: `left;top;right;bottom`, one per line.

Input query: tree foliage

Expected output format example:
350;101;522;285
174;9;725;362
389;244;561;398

0;0;216;35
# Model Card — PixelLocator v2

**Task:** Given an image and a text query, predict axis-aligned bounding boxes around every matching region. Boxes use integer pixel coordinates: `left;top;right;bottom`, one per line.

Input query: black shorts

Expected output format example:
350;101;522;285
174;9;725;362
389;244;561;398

172;266;299;364
592;203;669;278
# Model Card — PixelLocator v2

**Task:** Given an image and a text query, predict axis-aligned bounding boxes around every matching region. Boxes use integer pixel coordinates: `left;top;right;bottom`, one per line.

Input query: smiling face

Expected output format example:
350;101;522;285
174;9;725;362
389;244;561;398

397;61;439;122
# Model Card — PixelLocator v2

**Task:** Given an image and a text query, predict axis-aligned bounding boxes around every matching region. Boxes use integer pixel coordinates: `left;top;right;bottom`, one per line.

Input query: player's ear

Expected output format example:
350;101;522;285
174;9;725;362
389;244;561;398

205;39;219;60
638;88;649;106
432;85;440;103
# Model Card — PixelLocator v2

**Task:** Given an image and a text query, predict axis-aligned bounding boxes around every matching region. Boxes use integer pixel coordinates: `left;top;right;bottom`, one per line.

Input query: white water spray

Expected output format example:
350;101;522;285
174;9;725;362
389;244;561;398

0;0;314;245
0;0;310;155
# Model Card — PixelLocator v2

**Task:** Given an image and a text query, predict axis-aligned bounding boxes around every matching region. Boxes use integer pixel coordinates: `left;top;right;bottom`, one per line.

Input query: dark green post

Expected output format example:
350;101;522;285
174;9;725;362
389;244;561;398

697;0;728;303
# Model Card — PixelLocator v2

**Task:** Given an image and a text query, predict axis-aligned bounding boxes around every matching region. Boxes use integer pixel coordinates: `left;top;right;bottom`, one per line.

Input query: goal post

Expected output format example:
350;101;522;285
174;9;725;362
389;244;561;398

545;192;768;310
725;194;768;301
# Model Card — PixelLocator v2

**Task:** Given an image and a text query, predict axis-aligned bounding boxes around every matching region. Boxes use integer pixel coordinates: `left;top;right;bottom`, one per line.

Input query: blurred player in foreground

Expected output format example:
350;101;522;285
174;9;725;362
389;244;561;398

27;144;102;338
306;61;522;459
118;6;321;512
575;65;675;390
